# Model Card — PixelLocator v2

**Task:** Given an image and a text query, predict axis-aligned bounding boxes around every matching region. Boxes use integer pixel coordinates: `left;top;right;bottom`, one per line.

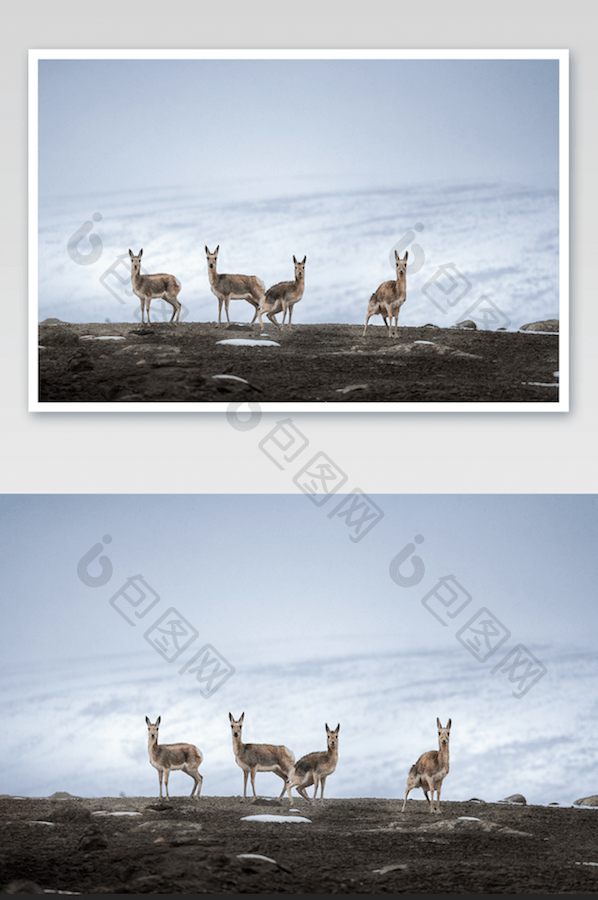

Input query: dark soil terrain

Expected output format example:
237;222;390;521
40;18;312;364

1;795;596;894
37;321;560;404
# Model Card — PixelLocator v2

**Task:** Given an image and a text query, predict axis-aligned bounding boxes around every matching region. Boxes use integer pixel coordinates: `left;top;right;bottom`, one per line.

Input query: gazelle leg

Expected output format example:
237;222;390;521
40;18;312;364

158;770;163;799
320;775;327;803
242;769;248;801
218;297;223;325
250;303;259;325
401;786;411;812
311;775;320;804
225;296;232;326
164;769;170;800
250;769;258;799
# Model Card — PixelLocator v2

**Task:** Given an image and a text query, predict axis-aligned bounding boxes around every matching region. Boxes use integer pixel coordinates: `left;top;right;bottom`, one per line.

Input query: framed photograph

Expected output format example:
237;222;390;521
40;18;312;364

29;50;568;412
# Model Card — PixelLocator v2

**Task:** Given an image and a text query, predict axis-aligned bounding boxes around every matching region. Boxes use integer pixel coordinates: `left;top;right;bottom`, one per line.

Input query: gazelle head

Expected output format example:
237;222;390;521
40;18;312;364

436;717;451;747
205;245;220;272
292;255;307;281
325;723;340;750
394;250;408;279
229;711;245;740
145;715;161;743
129;248;143;276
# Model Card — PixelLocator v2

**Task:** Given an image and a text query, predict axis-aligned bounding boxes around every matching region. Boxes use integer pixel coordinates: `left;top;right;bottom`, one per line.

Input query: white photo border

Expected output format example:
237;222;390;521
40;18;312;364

28;48;569;413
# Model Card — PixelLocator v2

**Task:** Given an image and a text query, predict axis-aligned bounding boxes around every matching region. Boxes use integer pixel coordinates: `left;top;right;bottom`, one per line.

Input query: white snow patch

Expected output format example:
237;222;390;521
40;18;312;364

553;371;559;377
238;853;278;864
30;820;54;825
93;810;142;817
212;374;250;384
80;335;126;341
521;382;559;387
577;862;598;866
458;816;481;821
241;814;311;824
413;340;436;345
217;339;280;347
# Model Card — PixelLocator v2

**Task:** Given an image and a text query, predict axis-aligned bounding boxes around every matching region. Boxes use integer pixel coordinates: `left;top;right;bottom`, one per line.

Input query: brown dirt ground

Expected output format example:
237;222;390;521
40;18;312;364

1;795;596;894
37;322;559;404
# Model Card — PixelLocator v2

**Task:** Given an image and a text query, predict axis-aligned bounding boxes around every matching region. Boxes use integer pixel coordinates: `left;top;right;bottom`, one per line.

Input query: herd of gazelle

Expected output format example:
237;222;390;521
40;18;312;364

145;714;451;813
128;246;408;335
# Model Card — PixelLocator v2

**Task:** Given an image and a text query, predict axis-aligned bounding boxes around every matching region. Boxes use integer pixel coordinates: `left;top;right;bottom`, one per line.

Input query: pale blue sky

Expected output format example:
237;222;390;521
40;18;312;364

38;58;559;199
1;494;594;670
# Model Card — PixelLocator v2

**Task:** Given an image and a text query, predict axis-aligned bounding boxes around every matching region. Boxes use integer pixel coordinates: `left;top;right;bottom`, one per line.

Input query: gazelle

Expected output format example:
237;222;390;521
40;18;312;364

205;246;266;326
228;712;295;802
257;255;306;328
145;716;203;800
402;718;451;814
129;249;182;325
288;723;340;804
363;250;408;337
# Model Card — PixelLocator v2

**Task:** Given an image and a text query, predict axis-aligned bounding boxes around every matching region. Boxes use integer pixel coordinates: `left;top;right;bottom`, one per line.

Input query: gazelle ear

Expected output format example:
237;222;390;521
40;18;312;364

156;715;160;726
145;716;150;725
139;249;143;258
129;249;133;259
336;723;340;733
325;723;330;732
403;251;408;262
437;717;441;729
395;250;399;262
240;711;245;723
215;245;219;254
447;719;451;731
205;246;209;254
302;256;306;264
293;255;297;264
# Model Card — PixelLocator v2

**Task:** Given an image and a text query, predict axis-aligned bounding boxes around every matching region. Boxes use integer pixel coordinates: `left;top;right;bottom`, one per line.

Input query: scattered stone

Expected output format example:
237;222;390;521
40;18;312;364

502;794;527;805
49;791;79;799
574;795;598;806
454;319;477;330
337;383;370;394
388;818;533;837
548;802;560;806
49;803;92;823
3;880;45;893
40;318;65;326
467;798;486;803
78;825;108;851
67;351;94;374
520;319;559;332
423;323;440;328
374;863;408;874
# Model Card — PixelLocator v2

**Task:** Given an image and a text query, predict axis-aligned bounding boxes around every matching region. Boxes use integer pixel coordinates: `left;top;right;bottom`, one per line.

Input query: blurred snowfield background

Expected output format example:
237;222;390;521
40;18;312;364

39;177;558;329
35;56;562;329
2;494;595;806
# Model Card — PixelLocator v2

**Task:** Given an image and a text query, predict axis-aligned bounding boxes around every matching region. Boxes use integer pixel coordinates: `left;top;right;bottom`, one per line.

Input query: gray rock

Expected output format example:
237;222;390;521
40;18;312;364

520;319;559;332
454;319;477;330
502;794;526;805
574;795;598;806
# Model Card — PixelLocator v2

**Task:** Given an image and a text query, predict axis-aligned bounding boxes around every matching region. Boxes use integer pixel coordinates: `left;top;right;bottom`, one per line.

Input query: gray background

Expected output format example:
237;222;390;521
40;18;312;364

2;0;596;489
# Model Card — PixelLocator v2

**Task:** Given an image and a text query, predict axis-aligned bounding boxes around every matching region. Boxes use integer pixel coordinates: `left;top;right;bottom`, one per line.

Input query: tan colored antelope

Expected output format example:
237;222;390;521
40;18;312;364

363;250;408;337
402;717;451;814
257;255;306;328
145;716;203;800
205;246;266;326
228;712;295;802
288;723;340;804
129;249;182;325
